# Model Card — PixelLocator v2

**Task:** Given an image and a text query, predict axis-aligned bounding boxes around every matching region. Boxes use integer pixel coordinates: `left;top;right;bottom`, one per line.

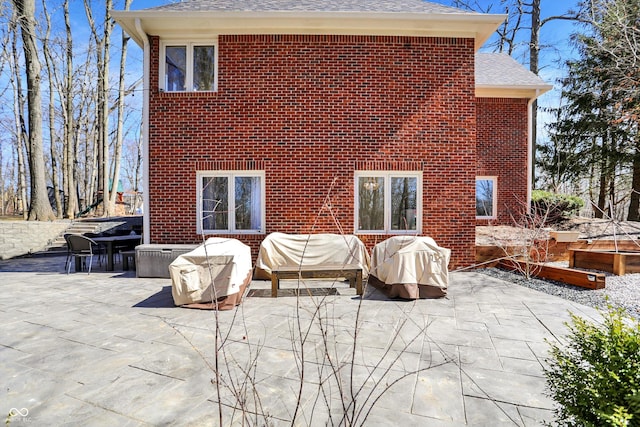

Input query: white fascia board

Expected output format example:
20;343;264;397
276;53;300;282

111;10;505;50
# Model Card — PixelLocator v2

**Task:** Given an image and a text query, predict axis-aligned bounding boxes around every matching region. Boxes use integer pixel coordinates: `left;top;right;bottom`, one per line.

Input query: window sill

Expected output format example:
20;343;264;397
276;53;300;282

157;89;219;96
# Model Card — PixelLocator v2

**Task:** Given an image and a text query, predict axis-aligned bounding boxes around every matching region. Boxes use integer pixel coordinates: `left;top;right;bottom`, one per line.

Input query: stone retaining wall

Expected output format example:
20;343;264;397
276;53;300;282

0;220;71;260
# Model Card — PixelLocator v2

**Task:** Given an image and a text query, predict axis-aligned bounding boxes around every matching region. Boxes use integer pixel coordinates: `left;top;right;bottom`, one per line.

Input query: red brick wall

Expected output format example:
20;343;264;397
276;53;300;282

148;34;478;268
476;97;529;226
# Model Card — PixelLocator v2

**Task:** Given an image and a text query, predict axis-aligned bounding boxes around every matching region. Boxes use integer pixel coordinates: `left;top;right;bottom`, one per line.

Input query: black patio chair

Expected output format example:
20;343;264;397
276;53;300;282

65;234;102;274
63;233;73;272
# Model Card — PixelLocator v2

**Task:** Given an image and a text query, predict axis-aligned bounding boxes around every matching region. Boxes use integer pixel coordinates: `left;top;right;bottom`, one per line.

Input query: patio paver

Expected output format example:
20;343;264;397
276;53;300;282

0;255;600;426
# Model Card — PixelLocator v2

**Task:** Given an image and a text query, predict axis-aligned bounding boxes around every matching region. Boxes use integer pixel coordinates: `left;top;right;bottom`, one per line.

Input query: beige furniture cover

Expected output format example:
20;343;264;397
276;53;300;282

255;233;370;278
369;236;450;299
169;238;252;309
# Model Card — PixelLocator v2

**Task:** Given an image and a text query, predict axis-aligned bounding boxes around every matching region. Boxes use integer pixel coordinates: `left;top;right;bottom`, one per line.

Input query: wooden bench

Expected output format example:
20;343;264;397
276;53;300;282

271;264;363;297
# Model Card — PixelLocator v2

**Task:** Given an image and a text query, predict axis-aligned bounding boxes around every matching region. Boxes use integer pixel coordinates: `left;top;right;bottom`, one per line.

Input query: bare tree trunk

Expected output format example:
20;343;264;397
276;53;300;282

14;0;55;221
42;0;62;218
529;0;540;187
16;138;28;218
608;172;616;219
628;140;640;221
135;127;142;192
84;0;104;215
87;106;99;213
9;10;28;219
12;100;28;219
588;156;597;217
84;0;115;217
608;134;619;219
101;0;112;217
63;0;78;218
501;2;523;55
74;58;95;214
109;0;132;214
596;167;607;219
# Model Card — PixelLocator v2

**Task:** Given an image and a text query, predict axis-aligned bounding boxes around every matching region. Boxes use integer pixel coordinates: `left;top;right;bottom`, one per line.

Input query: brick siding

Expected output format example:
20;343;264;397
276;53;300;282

476;97;529;225
147;34;509;269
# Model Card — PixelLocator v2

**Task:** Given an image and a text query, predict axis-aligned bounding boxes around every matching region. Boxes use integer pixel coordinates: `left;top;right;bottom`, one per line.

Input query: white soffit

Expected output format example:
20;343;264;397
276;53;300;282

476;85;553;99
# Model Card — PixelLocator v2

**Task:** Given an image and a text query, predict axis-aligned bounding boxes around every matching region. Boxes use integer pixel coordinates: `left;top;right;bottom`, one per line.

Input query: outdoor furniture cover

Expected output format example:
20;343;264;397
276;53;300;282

255;233;370;279
169;238;252;310
369;236;450;299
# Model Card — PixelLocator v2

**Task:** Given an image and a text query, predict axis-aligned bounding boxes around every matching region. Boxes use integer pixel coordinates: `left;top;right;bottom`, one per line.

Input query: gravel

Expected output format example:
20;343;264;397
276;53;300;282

477;267;640;320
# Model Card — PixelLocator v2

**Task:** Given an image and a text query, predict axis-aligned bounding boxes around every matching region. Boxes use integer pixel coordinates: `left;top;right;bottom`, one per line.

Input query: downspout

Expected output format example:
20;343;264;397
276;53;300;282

527;89;541;212
135;18;150;244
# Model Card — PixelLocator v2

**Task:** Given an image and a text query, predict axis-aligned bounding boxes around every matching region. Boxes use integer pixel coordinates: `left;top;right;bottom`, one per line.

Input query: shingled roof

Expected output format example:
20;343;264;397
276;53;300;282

475;52;552;97
476;53;544;87
146;0;471;14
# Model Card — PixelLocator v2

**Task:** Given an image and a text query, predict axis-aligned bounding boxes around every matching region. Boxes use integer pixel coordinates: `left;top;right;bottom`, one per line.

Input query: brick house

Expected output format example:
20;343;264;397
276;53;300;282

113;0;550;269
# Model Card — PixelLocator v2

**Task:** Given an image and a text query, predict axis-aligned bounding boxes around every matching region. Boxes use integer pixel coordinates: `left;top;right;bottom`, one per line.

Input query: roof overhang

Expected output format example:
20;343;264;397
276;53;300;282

476;84;553;99
111;10;505;51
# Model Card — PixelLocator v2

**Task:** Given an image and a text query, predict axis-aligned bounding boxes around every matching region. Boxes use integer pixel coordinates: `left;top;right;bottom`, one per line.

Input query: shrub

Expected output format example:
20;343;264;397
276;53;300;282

531;190;584;223
545;308;640;427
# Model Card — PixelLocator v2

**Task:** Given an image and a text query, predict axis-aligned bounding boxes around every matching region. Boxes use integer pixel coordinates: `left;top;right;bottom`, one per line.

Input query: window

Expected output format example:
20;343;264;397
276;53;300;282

355;172;422;234
161;41;217;92
476;177;497;218
197;171;265;234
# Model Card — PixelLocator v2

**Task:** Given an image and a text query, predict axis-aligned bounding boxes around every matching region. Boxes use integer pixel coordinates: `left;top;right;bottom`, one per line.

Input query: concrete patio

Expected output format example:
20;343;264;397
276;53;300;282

0;254;600;426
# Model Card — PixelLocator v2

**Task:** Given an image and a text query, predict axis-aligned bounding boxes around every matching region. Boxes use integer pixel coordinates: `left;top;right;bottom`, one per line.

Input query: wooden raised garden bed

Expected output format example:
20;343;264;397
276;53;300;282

498;259;606;290
477;239;640;289
569;249;640;276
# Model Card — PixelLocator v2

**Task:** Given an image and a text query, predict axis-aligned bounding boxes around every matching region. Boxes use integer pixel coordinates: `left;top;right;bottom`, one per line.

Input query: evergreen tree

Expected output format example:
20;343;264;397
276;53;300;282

542;0;639;220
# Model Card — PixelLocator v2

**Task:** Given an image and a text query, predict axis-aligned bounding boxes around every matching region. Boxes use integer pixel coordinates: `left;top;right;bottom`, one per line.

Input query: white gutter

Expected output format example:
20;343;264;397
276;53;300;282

134;18;150;245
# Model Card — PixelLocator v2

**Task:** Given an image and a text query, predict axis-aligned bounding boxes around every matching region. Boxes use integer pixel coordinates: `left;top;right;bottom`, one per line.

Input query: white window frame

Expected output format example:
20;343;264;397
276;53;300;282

160;39;219;92
354;171;422;235
476;176;497;219
196;170;265;235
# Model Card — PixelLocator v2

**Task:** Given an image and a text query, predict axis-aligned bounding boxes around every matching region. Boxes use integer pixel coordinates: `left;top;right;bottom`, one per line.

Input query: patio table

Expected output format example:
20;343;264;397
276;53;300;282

93;235;142;271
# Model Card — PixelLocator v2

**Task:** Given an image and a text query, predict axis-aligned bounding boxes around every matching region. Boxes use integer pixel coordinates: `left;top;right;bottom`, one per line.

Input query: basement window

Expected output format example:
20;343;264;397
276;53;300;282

161;40;218;92
476;176;497;219
355;172;422;234
197;171;265;234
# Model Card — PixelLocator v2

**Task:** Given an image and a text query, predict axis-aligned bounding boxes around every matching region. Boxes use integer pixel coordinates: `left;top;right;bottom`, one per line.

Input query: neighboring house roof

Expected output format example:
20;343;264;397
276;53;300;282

475;53;553;98
111;0;505;50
